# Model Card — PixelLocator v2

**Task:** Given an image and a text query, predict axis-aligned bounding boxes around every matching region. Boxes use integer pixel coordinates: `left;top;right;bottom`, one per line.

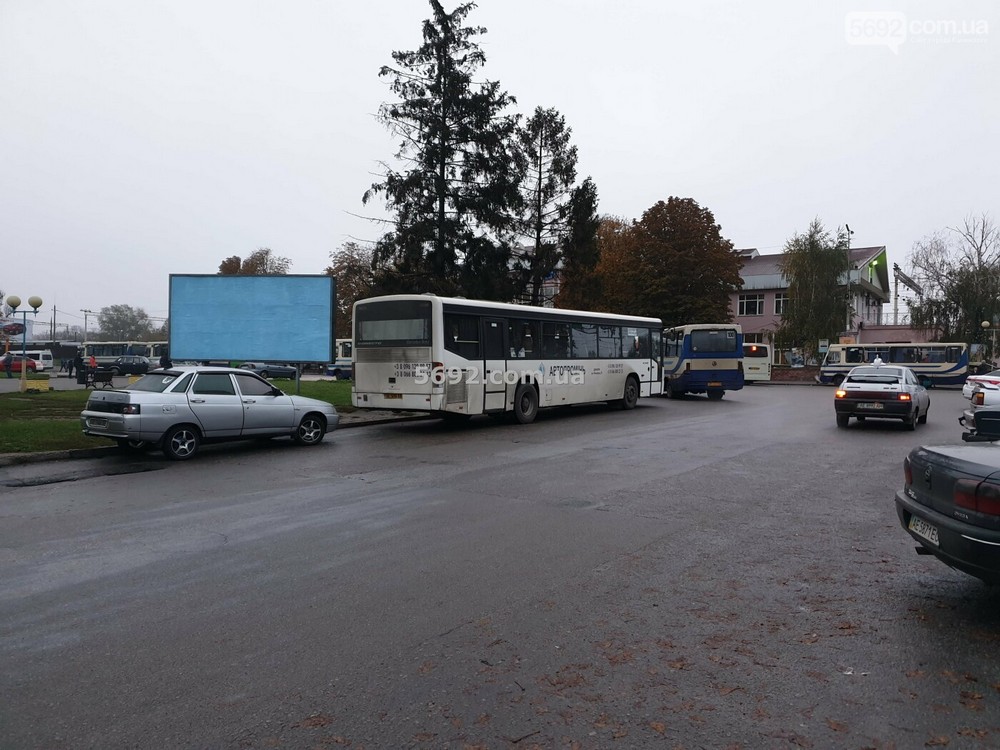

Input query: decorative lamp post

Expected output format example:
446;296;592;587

6;295;43;394
983;320;997;367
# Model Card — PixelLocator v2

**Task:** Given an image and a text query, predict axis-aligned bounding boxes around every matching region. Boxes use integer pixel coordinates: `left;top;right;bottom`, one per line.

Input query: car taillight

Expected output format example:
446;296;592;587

903;457;912;486
973;392;985;406
123;404;140;415
954;478;1000;515
898;393;911;402
835;389;847;398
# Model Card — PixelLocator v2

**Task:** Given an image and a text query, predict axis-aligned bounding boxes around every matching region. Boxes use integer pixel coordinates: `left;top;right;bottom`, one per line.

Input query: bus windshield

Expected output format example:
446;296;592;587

355;300;432;347
690;328;738;353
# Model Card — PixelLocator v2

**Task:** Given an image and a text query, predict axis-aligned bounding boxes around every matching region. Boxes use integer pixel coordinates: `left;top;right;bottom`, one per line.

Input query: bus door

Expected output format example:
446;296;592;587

482;318;507;411
649;329;662;395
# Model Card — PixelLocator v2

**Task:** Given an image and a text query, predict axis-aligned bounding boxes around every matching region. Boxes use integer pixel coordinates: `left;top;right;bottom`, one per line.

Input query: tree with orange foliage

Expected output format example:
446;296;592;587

590;198;742;326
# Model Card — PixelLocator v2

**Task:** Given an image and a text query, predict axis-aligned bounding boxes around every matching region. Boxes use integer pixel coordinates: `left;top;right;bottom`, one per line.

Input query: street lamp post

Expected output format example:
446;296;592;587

5;295;43;394
845;224;855;334
983;320;997;367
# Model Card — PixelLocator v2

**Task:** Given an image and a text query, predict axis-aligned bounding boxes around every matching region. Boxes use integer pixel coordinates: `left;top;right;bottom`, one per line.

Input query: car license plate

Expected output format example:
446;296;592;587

89;417;108;428
384;393;402;400
708;381;722;387
908;516;939;546
859;402;884;410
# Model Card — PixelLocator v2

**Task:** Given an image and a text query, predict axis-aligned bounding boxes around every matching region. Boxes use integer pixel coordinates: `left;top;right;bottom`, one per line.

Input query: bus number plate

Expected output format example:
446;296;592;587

384;393;402;400
908;516;939;546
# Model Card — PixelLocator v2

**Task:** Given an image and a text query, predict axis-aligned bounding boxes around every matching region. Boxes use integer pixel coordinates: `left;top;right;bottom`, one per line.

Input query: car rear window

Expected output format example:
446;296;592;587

847;370;901;384
126;373;183;392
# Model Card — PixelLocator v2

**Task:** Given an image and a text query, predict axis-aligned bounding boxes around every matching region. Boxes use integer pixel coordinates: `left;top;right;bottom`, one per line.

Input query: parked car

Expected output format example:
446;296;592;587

961;383;1000;428
102;355;150;376
834;364;930;429
4;355;37;373
239;362;298;379
962;368;1000;399
896;407;1000;583
80;365;339;460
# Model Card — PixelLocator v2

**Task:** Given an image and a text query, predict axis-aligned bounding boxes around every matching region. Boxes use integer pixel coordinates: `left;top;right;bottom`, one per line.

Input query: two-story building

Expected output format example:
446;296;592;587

730;246;900;363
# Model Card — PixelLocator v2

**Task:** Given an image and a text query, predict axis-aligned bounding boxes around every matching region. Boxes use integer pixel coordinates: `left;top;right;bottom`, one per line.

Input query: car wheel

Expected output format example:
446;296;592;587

513;383;539;424
294;413;326;445
904;409;917;431
620;376;639;410
836;413;849;428
162;425;200;460
260;370;269;379
116;438;148;453
707;390;724;400
111;367;121;376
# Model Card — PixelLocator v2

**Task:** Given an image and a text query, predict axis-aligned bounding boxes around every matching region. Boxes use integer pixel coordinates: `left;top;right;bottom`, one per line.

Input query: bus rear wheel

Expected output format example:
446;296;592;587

513;383;538;424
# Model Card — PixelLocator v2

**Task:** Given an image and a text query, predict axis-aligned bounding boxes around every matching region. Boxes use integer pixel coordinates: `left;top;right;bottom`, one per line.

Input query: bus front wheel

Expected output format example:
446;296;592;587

832;374;845;387
620;376;639;410
513;383;538;424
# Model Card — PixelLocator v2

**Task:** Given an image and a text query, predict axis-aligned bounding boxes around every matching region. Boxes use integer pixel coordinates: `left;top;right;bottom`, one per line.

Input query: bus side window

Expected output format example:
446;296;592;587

542;322;569;358
846;347;863;364
598;326;621;358
444;314;480;359
570;323;598;358
946;346;961;363
508;319;539;358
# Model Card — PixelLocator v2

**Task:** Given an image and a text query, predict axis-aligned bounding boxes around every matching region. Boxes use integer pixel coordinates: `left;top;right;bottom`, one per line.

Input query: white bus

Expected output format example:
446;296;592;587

819;342;971;387
352;294;662;423
742;342;771;382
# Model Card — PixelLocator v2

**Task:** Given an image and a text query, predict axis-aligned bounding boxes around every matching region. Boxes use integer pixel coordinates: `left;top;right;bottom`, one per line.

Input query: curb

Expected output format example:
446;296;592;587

0;413;435;468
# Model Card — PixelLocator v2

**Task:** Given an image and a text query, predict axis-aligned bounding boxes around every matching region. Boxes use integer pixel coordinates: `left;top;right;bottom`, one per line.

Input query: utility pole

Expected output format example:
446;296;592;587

81;309;94;340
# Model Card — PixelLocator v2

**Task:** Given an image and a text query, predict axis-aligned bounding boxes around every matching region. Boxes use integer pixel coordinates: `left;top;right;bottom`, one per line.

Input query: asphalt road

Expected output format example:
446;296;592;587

2;384;998;749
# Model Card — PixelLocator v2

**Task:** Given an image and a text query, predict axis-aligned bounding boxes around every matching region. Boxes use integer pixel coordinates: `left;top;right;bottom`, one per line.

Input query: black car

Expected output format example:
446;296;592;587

103;355;150;376
895;407;1000;583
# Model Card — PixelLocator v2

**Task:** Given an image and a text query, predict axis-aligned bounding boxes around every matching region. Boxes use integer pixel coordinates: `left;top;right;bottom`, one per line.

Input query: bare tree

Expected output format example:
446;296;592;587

907;213;1000;348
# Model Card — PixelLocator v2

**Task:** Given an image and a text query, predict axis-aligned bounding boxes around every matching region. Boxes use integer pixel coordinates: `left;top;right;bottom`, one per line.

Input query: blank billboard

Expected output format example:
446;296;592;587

169;275;335;362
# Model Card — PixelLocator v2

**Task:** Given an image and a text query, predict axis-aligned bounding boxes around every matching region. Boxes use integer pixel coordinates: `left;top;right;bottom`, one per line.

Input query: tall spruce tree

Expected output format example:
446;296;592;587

512;107;579;305
555;178;602;310
363;0;523;300
776;219;850;362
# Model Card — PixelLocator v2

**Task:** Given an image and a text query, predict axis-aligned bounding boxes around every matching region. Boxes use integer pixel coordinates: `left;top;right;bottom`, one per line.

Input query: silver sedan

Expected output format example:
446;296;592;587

80;365;339;460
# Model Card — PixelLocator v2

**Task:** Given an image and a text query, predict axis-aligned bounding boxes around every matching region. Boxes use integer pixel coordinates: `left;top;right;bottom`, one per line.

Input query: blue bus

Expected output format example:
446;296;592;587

662;324;744;399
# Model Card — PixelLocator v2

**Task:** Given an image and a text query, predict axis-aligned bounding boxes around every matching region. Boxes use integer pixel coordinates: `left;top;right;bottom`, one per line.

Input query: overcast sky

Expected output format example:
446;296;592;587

1;0;997;335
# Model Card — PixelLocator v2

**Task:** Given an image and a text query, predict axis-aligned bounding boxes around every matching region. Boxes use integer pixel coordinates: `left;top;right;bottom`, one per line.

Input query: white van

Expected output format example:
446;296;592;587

23;350;55;371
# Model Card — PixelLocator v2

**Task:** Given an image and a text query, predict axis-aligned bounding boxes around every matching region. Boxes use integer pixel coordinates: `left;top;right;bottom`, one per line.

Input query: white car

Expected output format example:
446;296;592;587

968;382;1000;411
963;368;1000;398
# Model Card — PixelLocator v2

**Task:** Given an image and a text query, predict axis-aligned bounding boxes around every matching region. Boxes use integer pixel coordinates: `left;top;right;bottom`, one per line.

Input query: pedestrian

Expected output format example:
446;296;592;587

2;351;12;379
159;349;172;369
88;354;97;371
67;354;76;378
73;350;85;385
